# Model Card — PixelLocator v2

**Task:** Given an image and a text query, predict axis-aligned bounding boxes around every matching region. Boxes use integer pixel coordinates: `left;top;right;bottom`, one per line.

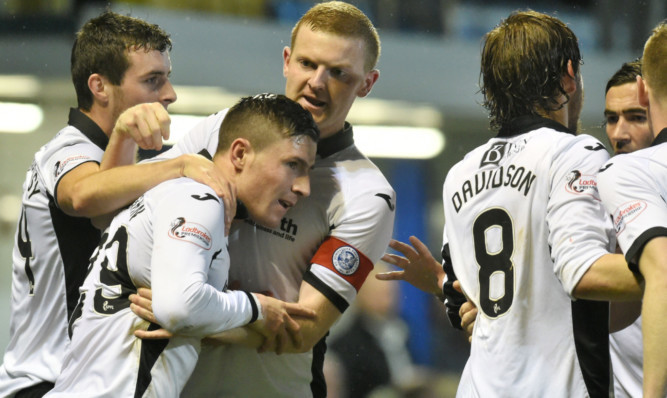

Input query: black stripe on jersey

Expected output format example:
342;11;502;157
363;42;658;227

67;108;109;151
198;148;212;160
441;243;466;330
303;270;349;313
134;322;170;398
47;193;100;320
243;291;259;324
309;332;329;398
625;226;667;273
571;299;610;397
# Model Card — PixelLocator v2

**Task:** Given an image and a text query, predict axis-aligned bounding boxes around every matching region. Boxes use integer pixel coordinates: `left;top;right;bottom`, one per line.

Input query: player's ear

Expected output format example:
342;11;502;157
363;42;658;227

230;138;252;171
561;60;577;95
88;73;110;105
283;47;291;78
637;75;649;108
357;69;379;98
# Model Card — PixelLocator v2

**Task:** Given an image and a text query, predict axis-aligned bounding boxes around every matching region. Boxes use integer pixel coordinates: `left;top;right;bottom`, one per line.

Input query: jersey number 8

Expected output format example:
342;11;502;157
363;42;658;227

473;208;515;318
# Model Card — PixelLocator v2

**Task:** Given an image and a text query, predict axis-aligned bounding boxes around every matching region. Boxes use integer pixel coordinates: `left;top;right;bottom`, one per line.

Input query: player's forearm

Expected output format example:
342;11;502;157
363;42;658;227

203;327;263;349
70;157;184;217
100;132;138;171
572;253;644;301
639;238;667;398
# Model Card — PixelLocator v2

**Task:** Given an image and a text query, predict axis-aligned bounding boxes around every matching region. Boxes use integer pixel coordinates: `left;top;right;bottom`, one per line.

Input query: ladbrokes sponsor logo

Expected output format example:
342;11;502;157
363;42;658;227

565;170;600;199
613;200;647;234
54;155;92;178
168;217;212;249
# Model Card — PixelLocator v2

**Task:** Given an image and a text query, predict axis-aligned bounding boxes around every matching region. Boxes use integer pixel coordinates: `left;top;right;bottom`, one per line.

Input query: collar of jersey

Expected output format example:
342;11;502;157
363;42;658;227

317;122;354;159
497;115;574;138
652;127;667;147
68;108;109;151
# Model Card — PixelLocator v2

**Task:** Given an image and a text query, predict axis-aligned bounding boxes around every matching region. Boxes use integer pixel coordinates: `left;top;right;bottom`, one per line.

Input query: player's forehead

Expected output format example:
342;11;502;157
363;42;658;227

605;82;641;109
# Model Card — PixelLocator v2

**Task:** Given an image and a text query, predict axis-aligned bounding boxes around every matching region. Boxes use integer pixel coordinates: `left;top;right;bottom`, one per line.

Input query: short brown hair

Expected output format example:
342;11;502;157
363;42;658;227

642;20;667;100
217;93;320;154
290;1;380;71
480;10;582;130
71;11;172;111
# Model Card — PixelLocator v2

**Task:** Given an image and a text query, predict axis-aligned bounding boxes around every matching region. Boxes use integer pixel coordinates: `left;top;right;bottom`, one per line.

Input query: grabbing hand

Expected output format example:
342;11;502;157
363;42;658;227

130;287;173;339
179;153;237;235
250;294;317;355
113;102;170;150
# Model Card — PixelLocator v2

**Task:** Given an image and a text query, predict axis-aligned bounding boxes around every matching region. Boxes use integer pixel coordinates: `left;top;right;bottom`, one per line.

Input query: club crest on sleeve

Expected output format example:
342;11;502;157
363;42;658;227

332;246;360;275
565;170;600;199
168;217;212;250
612;200;647;234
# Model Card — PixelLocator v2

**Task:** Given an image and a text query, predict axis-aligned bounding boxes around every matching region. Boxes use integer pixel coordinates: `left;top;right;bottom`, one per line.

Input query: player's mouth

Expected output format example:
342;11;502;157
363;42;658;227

303;95;326;109
278;199;293;210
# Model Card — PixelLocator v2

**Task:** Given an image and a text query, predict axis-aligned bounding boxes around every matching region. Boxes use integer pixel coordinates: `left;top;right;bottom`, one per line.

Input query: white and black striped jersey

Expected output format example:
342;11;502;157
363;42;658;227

0;109;105;397
443;116;615;397
610;317;643;398
46;178;260;398
154;110;396;398
598;128;667;272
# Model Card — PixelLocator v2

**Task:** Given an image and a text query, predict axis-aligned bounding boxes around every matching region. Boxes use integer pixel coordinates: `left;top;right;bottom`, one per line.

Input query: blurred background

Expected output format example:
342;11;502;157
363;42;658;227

0;0;664;396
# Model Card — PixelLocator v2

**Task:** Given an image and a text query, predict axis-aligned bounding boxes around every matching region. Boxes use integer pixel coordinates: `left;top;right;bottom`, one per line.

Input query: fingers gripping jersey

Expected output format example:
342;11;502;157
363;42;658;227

0;109;105;396
47;178;259;398
598;130;667;271
444;116;615;397
159;110;396;398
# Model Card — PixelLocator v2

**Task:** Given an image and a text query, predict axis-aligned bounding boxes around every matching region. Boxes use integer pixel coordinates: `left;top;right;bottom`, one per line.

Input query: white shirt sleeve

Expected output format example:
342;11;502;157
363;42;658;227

546;136;614;296
149;181;258;337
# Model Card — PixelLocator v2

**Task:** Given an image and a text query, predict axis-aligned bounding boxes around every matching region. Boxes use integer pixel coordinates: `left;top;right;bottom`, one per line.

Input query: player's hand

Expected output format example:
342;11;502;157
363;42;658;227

459;298;478;343
179;154;237;236
250;294;316;355
377;237;445;297
113;102;170;150
130;287;174;339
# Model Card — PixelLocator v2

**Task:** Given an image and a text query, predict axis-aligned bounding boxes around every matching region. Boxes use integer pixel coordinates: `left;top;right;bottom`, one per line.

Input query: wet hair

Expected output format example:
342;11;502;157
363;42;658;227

291;1;380;71
605;59;642;94
71;10;172;111
217;93;320;153
480;10;582;130
642;20;667;99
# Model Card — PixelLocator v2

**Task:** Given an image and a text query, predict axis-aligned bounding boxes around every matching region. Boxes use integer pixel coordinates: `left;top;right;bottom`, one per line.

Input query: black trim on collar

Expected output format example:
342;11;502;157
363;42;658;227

317;122;354;158
67;108;108;151
235;201;249;220
198;148;212;160
651;128;667;146
498;115;574;138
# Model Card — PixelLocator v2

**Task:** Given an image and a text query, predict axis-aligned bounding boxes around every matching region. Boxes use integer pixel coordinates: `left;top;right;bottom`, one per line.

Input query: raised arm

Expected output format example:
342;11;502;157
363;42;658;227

56;103;234;231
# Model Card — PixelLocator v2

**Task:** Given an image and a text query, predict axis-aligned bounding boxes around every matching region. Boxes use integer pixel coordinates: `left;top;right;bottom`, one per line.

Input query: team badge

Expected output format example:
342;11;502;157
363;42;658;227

168;217;212;249
612;200;647;234
332;246;360;275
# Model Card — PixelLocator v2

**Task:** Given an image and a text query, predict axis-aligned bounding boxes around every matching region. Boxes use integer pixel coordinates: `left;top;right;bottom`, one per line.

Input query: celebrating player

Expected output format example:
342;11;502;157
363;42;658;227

380;10;644;397
0;11;233;398
46;94;319;397
598;21;667;398
130;2;396;396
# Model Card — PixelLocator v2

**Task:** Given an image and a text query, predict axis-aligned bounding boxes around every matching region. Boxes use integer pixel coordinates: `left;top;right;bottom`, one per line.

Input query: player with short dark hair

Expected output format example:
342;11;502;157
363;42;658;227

598;21;667;398
602;59;648;398
380;10;643;397
0;11;230;398
46;94;319;397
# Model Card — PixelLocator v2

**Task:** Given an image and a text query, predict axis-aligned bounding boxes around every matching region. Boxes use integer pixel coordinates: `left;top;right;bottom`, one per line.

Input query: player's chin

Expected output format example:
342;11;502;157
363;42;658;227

258;207;287;229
